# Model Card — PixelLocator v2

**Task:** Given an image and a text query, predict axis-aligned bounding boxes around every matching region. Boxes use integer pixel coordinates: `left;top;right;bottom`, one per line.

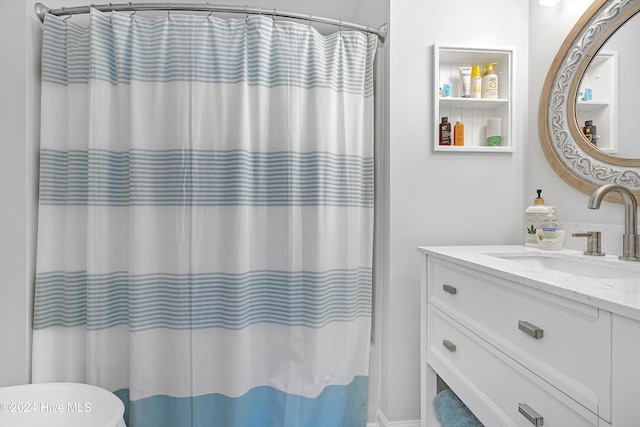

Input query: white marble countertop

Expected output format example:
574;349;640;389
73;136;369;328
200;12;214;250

417;245;640;322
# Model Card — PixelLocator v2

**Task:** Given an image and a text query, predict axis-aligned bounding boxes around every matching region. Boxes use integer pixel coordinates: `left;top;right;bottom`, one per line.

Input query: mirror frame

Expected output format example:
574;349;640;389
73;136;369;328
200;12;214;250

539;0;640;203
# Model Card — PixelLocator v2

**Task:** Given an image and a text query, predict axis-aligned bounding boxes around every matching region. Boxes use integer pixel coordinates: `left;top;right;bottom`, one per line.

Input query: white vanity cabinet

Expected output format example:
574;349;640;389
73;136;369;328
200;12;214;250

420;251;613;426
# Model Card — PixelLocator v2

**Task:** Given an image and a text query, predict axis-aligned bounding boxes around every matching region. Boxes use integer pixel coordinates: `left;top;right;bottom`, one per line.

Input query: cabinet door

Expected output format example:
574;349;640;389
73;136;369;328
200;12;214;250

428;306;599;426
428;258;611;420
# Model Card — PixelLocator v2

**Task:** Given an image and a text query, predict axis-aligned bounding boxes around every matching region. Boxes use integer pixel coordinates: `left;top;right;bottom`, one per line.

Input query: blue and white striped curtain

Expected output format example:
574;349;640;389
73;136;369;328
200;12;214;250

33;8;376;427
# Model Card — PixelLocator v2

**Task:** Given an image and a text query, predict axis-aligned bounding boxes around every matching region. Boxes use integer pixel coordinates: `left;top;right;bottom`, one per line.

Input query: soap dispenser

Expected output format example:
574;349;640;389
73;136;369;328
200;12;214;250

536;210;565;251
482;62;498;99
525;189;550;246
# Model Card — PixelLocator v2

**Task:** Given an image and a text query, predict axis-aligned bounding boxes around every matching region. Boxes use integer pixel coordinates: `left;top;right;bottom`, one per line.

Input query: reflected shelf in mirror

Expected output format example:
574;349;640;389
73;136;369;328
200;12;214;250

584;14;640;160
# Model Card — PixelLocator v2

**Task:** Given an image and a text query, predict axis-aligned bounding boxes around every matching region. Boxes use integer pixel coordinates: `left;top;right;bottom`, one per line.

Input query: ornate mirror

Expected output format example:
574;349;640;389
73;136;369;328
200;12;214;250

539;0;640;203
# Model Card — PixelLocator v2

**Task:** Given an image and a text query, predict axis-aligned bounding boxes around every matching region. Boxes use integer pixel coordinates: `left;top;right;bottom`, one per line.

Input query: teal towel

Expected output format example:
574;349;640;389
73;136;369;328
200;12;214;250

433;389;484;427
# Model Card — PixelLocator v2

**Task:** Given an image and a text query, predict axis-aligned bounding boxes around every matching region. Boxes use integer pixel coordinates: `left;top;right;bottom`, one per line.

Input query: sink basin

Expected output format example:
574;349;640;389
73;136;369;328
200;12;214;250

490;253;640;280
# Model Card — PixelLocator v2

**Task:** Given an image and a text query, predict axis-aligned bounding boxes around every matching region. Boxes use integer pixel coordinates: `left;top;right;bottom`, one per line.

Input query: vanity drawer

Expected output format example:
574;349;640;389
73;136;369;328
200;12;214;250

428;306;599;427
428;258;611;420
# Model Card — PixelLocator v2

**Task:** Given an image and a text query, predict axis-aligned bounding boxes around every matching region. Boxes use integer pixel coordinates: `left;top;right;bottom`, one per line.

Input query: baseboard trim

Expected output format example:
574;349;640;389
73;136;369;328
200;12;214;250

374;409;421;427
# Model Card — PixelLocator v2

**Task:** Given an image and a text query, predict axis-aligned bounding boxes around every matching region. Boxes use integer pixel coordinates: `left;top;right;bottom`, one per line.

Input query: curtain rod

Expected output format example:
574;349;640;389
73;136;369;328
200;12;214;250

34;2;387;43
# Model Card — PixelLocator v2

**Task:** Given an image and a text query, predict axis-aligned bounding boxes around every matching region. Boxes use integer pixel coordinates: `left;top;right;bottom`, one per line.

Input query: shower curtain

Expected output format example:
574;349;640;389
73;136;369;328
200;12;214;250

32;8;376;427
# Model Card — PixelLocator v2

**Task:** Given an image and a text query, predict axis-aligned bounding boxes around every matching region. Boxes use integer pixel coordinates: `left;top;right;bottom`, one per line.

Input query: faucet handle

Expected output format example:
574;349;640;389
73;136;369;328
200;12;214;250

572;231;605;256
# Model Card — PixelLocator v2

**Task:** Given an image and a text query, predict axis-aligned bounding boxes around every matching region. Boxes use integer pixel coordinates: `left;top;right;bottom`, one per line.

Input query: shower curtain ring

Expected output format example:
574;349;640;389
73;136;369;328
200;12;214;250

60;7;72;22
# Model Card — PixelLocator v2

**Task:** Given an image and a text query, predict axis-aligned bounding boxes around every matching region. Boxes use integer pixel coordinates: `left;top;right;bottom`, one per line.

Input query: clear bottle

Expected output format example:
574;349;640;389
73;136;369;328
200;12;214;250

525;189;550;246
454;117;464;146
536;210;564;250
439;117;452;146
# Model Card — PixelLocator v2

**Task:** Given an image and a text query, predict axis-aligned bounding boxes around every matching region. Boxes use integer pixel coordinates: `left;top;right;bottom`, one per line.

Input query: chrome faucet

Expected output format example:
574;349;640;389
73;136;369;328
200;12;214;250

588;184;640;262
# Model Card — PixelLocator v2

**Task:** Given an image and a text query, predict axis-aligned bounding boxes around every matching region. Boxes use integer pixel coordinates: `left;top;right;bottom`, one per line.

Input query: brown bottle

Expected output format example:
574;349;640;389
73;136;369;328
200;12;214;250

439;117;452;146
582;120;597;145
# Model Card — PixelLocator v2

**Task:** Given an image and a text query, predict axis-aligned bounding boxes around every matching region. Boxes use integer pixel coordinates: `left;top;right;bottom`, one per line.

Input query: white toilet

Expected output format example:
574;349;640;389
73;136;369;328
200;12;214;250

0;382;125;427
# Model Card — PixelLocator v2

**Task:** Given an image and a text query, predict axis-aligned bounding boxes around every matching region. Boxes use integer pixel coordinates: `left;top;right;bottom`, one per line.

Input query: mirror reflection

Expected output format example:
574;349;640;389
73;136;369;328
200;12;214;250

578;10;640;159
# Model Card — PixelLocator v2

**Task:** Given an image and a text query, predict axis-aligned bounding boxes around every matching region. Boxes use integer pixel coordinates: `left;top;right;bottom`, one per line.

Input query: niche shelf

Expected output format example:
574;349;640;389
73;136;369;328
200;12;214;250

433;44;514;152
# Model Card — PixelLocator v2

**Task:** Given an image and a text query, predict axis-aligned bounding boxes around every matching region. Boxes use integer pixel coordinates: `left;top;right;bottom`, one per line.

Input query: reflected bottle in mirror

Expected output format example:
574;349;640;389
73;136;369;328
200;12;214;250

582;120;597;145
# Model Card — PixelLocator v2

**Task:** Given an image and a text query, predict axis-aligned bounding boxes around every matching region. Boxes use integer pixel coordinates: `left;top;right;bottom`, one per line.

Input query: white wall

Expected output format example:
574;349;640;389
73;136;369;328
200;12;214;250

384;0;528;422
0;0;36;386
526;0;590;215
526;0;631;253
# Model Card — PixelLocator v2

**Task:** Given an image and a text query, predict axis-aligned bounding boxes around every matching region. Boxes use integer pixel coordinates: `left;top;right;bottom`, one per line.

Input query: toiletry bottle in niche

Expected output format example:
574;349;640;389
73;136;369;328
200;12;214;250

441;83;452;97
482;62;498;99
454;117;464;146
459;67;472;98
525;189;551;246
486;117;501;146
439;117;451;146
471;65;482;99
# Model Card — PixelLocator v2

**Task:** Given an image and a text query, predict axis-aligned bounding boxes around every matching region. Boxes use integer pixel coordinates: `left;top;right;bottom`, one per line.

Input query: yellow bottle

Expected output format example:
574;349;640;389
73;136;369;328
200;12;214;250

482;62;498;99
471;65;482;99
454;117;464;146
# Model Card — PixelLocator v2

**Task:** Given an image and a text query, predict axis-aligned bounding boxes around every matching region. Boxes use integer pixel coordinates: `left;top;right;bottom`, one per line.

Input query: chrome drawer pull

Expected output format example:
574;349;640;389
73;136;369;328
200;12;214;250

518;320;544;339
443;284;457;295
442;339;456;352
518;403;544;426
